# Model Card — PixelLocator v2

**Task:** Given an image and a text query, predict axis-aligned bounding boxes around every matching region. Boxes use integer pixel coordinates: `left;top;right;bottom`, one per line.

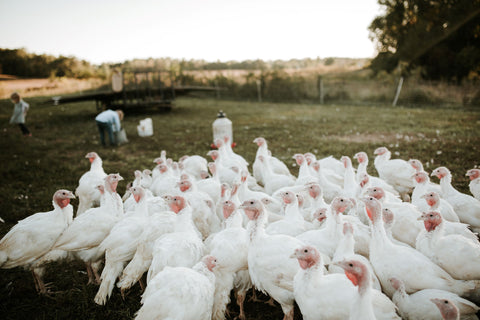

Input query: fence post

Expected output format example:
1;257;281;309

392;76;404;106
256;80;262;103
318;75;324;104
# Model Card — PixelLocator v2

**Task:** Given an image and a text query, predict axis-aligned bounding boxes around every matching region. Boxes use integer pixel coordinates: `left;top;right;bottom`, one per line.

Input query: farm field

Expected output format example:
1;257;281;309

0;95;479;319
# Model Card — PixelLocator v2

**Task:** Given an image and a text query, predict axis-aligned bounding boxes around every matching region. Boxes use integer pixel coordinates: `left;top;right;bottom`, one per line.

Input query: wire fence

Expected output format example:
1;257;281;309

173;69;480;108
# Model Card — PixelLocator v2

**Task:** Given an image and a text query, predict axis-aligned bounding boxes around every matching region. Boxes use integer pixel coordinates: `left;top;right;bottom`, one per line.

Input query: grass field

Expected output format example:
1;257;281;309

0;95;479;319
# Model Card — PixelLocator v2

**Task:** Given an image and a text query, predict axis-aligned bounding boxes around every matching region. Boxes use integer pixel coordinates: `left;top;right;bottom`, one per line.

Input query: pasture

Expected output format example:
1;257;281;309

0;95;479;319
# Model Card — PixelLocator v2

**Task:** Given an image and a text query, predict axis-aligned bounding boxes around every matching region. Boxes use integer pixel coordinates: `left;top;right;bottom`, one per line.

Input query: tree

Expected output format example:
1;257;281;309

369;0;480;81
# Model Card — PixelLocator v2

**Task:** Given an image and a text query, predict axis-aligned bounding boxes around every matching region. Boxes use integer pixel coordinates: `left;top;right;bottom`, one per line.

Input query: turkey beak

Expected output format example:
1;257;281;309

67;191;76;199
417;213;427;221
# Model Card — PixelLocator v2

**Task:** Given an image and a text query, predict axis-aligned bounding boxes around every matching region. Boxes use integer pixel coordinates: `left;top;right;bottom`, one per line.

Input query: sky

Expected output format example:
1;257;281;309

0;0;382;65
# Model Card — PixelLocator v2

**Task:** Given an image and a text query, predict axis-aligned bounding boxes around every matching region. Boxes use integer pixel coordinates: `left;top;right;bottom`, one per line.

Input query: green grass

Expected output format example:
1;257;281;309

0;96;479;319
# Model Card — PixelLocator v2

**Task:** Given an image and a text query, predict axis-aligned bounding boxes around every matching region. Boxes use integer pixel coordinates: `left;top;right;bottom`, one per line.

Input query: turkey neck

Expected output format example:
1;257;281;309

351;279;375;320
297;160;310;181
53;201;74;226
225;210;243;229
412;180;429;203
104;189;124;217
255;143;268;159
356;161;368;182
91;158;104;172
370;213;390;252
246;211;268;243
343;162;357;198
332;231;354;263
284;199;303;222
174;206;197;233
439;173;455;196
374;152;390;170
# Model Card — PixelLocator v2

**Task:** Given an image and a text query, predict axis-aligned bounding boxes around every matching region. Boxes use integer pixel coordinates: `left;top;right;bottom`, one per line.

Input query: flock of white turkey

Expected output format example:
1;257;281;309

1;135;480;320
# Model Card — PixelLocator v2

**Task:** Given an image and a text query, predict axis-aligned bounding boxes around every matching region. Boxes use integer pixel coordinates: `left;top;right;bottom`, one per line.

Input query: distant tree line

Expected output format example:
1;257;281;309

0;48;351;79
369;0;480;82
0;48;109;79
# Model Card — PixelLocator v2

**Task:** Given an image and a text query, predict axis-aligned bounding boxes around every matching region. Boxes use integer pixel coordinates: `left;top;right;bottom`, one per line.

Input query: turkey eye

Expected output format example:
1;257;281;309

373;189;377;192
349;263;353;267
340;199;344;202
444;301;448;304
250;201;254;205
304;249;308;253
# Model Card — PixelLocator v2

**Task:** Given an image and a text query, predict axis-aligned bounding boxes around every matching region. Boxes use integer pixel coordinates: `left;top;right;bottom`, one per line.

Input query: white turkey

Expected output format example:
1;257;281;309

75;152;107;215
205;200;249;320
354;151;400;197
195;162;222;205
207;149;242;186
412;170;443;205
296;197;353;258
257;155;296;195
240;198;305;320
292;246;399;320
177;178;221;239
466;169;480;201
266;190;311;236
179;154;209;181
416;211;480;280
52;174;124;284
252;137;292;186
334;259;379;320
94;186;150;305
135;255;217;320
293;153;318;186
149;163;179;197
390;277;479;320
214;137;248;172
419;190;460;224
146;195;204;284
329;222;381;291
0;189;75;294
374;147;416;201
116;206;176;292
363;196;477;298
432;166;480;233
303;182;329;221
367;186;421;247
310;160;343;203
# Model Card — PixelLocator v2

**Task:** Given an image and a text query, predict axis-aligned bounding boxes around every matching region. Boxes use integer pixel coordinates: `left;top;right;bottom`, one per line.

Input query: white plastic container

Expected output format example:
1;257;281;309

212;110;232;144
137;118;153;137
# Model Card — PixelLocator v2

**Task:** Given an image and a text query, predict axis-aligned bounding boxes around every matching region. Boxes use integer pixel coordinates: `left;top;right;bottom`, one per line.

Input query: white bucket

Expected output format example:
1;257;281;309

137;118;153;137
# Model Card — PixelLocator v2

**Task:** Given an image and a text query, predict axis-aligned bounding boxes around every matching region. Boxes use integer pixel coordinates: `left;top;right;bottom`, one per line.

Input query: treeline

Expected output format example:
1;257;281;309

0;48;110;79
0;48;358;79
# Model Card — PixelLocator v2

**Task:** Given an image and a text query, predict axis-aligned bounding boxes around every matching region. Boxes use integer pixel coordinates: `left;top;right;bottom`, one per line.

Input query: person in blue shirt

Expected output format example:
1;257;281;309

95;109;124;146
9;92;31;136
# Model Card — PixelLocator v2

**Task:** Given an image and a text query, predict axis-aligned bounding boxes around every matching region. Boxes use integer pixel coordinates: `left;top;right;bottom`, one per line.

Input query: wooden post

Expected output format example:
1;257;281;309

392;76;404;106
256;79;262;103
318;75;324;104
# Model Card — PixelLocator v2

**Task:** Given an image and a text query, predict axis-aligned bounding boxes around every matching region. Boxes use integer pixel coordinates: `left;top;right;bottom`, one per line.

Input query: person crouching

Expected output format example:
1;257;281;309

95;109;124;146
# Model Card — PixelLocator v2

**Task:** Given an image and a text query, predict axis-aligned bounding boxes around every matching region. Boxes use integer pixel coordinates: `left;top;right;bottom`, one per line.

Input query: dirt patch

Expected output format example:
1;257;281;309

326;132;414;143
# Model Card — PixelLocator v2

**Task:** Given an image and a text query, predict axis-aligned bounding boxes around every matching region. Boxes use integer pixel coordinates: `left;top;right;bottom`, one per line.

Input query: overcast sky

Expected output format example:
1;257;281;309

0;0;381;64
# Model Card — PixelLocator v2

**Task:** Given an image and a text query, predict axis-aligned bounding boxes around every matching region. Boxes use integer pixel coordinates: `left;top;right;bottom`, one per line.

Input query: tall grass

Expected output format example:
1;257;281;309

0;96;479;319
